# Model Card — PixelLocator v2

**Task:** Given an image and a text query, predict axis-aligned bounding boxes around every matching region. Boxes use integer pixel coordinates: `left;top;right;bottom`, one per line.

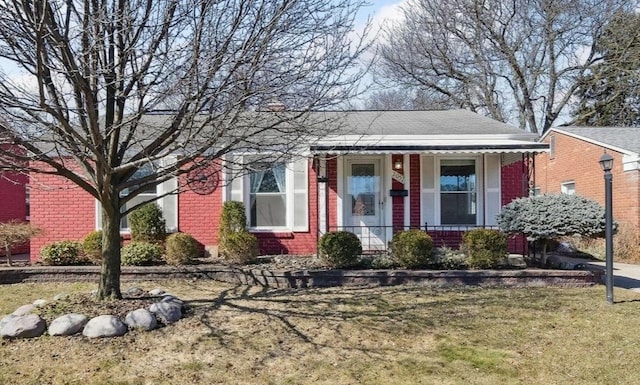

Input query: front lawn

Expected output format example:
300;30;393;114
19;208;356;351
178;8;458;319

1;280;639;384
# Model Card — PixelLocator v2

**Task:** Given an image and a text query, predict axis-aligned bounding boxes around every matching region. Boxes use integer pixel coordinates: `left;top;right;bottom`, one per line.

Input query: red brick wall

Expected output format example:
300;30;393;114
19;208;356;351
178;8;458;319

535;132;640;229
391;154;405;232
178;166;223;250
501;160;528;254
0;170;29;255
409;154;421;228
29;172;95;261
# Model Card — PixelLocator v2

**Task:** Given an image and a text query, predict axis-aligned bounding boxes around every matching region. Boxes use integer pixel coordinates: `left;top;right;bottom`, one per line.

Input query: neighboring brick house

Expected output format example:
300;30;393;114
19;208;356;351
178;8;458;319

29;110;547;261
534;127;640;231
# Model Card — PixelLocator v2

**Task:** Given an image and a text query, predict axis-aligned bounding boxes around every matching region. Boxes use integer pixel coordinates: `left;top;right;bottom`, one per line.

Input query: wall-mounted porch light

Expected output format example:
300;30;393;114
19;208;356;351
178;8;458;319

393;159;403;171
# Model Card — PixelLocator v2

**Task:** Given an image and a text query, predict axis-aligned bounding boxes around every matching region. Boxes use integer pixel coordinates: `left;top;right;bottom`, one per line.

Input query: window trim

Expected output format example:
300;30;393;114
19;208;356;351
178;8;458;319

438;158;479;226
561;180;576;195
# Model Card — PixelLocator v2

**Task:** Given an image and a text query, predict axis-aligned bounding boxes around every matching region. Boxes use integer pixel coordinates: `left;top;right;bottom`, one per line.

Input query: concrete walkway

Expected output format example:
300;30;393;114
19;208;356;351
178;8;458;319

552;255;640;292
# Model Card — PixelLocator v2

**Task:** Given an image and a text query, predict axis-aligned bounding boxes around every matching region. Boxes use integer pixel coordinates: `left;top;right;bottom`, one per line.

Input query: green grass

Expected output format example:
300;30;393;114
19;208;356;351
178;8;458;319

1;280;640;384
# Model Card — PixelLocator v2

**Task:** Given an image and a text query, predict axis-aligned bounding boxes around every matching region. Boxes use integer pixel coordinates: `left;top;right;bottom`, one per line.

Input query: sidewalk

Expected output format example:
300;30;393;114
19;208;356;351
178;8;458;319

551;254;640;292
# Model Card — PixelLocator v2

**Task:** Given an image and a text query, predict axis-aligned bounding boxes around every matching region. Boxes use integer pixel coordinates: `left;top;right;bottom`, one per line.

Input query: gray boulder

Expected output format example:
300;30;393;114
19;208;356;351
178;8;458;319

12;304;36;316
0;315;17;331
124;309;157;331
149;288;165;296
125;287;145;297
32;299;48;308
48;313;89;336
149;301;182;324
0;314;46;338
160;295;183;306
82;315;128;338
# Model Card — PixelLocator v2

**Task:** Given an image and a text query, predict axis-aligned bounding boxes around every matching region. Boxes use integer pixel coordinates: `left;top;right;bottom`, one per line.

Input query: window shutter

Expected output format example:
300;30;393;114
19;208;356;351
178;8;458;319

229;155;244;202
159;157;178;232
292;158;309;231
421;156;436;226
484;154;501;226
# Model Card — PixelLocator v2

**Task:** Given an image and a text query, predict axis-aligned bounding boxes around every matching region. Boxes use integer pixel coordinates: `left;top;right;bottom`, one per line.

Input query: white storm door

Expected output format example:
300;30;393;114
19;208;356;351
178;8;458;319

344;159;385;250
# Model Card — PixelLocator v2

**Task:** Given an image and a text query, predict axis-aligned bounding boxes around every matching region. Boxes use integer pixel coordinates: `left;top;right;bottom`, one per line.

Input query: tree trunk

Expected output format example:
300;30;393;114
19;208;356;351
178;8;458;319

97;197;123;300
3;245;11;267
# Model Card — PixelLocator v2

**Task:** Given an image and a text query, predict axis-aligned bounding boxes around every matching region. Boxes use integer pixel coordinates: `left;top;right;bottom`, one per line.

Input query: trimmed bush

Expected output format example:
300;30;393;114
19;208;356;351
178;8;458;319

121;241;164;266
165;233;199;265
461;228;508;269
434;246;468;270
41;241;86;266
390;230;434;269
129;203;166;243
82;230;103;264
219;201;247;244
221;231;259;265
318;231;362;268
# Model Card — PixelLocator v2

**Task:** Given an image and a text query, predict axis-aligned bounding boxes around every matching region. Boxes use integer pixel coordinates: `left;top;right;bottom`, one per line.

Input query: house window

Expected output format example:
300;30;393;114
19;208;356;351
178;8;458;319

549;135;556;160
440;159;476;225
96;160;178;233
561;181;575;195
119;165;158;229
250;162;287;227
532;187;541;196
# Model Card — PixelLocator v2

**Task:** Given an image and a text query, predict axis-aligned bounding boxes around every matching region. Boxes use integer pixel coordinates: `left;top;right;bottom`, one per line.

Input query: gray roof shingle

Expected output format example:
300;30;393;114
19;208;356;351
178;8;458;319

552;126;640;155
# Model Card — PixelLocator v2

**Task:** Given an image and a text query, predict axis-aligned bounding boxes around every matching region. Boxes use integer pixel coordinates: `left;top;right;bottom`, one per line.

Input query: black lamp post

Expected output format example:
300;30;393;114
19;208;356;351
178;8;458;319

599;152;614;304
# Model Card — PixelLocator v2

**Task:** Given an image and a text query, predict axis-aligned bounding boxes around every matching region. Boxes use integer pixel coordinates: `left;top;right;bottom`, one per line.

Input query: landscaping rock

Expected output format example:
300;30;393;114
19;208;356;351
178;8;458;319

48;313;89;336
160;295;183;306
149;288;165;296
53;292;69;301
125;287;145;297
149;301;182;324
32;299;48;308
0;315;17;331
12;304;36;316
0;314;46;339
83;315;128;338
124;309;157;331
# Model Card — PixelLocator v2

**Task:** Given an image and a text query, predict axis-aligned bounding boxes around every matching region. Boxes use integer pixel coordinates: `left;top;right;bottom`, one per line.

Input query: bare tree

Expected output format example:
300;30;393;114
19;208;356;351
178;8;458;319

0;220;41;267
0;0;369;299
376;0;635;134
572;11;640;126
364;88;460;110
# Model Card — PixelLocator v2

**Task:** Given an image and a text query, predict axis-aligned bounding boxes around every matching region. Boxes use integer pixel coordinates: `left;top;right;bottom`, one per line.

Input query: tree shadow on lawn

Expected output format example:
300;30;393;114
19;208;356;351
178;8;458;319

178;282;590;357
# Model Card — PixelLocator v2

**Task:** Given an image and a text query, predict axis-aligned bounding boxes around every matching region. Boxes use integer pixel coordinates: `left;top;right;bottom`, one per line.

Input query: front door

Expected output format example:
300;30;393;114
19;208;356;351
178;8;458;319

344;159;385;250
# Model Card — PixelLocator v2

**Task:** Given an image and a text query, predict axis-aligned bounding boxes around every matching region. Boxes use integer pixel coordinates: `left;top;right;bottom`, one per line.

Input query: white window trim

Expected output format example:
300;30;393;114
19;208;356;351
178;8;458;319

228;155;309;232
561;181;576;195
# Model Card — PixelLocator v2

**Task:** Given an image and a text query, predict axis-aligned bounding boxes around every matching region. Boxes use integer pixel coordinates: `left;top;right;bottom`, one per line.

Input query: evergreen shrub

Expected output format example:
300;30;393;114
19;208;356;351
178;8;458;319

82;230;103;264
41;241;86;266
461;229;507;269
165;233;199;265
390;230;434;269
129;203;166;243
121;241;164;266
318;231;362;268
221;231;259;265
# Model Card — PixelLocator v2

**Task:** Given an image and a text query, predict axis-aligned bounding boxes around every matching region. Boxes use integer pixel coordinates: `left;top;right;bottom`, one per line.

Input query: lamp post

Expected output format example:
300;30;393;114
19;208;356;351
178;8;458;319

599;153;614;304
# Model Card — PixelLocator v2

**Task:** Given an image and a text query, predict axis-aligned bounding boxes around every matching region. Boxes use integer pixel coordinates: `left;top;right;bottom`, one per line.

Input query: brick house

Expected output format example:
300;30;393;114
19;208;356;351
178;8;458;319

534;127;640;230
29;110;547;261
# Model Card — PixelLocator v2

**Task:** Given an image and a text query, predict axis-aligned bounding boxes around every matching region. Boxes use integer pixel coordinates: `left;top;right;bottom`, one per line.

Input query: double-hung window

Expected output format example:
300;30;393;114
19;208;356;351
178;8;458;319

250;162;287;227
440;159;477;225
96;160;178;233
227;155;308;231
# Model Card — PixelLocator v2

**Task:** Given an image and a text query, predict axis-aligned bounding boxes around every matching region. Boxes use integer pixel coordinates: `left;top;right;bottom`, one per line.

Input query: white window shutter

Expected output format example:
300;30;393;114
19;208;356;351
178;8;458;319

160;156;179;232
292;158;309;231
484;154;501;226
229;155;244;202
421;156;436;226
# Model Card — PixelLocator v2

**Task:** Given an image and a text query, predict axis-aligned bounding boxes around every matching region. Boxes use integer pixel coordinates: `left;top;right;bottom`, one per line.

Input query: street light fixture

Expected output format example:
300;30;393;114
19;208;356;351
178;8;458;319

599;152;614;304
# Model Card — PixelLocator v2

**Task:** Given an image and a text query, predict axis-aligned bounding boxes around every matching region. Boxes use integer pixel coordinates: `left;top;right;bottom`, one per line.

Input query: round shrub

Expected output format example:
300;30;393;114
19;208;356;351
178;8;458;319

165;233;199;265
82;230;102;264
121;241;164;266
219;201;248;243
390;230;434;269
129;203;166;243
318;231;362;268
221;231;259;265
41;241;86;266
461;228;508;269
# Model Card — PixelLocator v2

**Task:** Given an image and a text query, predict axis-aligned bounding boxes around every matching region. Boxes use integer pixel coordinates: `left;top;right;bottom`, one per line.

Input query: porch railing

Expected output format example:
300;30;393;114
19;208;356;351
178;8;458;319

328;224;500;252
